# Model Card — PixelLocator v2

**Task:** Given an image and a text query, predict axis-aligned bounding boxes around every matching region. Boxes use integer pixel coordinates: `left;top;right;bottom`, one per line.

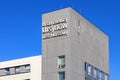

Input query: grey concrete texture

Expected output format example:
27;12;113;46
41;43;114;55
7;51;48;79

42;7;109;80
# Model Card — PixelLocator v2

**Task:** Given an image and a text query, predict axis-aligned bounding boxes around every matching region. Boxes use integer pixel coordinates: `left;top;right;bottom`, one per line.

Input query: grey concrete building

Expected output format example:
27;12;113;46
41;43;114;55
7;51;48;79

42;7;109;80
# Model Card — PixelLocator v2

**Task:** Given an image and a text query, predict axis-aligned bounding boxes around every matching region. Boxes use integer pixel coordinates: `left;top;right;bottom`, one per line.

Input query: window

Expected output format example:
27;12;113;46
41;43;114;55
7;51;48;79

85;62;109;80
58;72;65;80
85;63;93;77
84;63;87;72
25;64;30;72
101;72;105;80
87;65;92;76
0;64;31;76
85;63;92;75
104;74;108;80
5;68;10;74
99;71;102;80
58;56;65;69
93;68;97;78
15;66;20;73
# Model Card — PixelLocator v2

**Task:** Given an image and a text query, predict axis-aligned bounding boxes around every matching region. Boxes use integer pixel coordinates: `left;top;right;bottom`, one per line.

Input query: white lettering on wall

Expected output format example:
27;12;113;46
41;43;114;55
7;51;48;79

42;18;68;40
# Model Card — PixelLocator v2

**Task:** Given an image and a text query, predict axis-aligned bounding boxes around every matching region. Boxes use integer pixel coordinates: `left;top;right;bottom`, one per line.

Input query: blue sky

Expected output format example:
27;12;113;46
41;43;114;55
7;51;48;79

0;0;119;80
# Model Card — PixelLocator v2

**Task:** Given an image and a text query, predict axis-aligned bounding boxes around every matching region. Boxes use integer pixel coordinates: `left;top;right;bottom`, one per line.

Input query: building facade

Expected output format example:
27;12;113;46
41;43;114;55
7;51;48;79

42;7;109;80
0;7;109;80
0;56;41;80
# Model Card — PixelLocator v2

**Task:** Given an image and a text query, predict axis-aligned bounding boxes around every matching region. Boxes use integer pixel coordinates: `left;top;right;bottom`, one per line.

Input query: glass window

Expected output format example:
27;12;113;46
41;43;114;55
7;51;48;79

99;71;102;80
15;66;20;73
58;72;65;80
104;74;108;80
93;68;97;78
88;65;92;75
25;64;30;72
85;63;92;76
5;68;10;74
58;56;65;69
84;63;88;72
101;72;104;80
85;63;109;80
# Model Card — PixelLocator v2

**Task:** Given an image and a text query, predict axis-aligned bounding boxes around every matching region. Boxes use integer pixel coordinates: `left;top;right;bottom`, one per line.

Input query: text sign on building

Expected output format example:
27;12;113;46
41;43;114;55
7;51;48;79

42;18;68;40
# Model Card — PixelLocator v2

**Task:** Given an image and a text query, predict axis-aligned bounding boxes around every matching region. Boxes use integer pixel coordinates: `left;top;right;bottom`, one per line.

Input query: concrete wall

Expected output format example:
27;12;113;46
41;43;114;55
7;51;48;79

0;55;41;80
69;8;109;80
42;7;109;80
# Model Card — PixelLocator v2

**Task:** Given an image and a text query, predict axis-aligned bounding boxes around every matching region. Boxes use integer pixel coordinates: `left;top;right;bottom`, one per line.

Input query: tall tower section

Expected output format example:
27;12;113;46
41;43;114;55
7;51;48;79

42;7;109;80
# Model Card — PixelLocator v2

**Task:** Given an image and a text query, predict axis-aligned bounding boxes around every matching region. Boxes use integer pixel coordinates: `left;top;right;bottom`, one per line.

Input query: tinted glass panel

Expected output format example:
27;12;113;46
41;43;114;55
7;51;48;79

59;72;65;80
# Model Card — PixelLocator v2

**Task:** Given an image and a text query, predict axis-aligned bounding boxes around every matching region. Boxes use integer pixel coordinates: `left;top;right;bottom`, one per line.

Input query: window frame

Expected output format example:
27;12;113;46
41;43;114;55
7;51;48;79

58;71;65;80
14;66;20;73
58;55;65;69
25;64;30;72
